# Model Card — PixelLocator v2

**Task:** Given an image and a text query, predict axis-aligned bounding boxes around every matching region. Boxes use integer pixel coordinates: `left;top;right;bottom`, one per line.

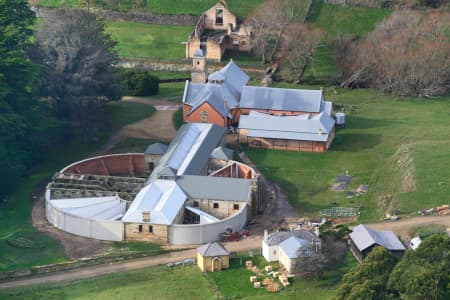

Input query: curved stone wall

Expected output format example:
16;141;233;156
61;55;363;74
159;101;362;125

61;153;146;177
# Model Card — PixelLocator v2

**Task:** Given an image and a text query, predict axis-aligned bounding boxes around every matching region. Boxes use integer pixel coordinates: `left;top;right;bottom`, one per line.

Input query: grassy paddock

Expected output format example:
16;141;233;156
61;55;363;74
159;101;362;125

0;101;155;272
247;84;450;221
0;253;357;299
106;22;192;60
35;0;263;16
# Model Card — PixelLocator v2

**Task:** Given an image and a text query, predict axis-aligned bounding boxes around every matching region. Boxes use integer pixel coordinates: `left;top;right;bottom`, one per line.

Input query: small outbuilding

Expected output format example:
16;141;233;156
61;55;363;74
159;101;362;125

196;241;230;272
349;224;406;261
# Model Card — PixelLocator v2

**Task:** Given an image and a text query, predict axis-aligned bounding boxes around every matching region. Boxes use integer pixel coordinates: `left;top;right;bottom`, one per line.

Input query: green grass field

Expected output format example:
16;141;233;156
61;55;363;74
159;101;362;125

36;0;263;17
0;253;357;299
0;101;155;272
106;22;192;60
247;84;450;221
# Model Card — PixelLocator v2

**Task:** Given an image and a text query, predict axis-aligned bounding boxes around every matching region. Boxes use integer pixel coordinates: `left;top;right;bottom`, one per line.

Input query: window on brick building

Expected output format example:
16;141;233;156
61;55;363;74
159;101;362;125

213;203;219;209
200;110;208;123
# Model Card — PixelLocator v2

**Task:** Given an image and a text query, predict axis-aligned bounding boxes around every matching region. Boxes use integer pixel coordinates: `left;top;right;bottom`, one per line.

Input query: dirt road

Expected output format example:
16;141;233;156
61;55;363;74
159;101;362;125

364;215;450;240
0;236;262;289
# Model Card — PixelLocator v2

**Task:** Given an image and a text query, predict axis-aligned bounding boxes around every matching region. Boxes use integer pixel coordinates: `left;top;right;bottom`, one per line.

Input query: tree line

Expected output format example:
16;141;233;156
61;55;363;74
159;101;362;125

0;1;158;199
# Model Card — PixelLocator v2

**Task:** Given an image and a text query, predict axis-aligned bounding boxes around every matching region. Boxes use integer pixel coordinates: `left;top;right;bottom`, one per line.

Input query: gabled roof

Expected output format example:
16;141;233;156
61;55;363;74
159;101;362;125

177;175;251;202
279;236;314;259
240;86;324;113
122;180;187;225
145;143;168;155
211;146;234;160
264;230;316;246
197;242;230;257
350;224;406;252
182;60;249;118
238;111;335;142
149;123;226;181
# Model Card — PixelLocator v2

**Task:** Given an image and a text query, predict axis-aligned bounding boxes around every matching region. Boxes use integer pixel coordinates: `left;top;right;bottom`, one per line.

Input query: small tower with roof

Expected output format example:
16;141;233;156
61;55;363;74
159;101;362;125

192;49;208;83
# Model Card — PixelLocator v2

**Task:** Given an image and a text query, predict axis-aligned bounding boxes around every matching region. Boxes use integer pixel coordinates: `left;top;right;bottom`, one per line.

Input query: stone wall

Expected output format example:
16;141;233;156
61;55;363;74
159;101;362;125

34;7;198;26
0;250;166;281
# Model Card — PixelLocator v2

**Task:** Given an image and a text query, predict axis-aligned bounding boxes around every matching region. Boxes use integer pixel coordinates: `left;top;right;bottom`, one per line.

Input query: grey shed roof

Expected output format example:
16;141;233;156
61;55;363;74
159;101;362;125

149;123;226;182
197;242;230;257
240;86;325;113
239;111;335;142
264;230;317;246
211;146;234;160
279;236;314;259
177;175;252;202
145;143;168;155
350;224;406;252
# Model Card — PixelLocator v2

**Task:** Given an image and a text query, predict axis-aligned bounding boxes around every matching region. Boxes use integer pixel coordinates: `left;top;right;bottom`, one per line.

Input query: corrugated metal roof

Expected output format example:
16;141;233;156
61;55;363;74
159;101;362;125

50;196;125;221
264;230;316;246
279;236;313;259
211;146;234;160
240;86;324;113
239;111;335;142
197;242;230;257
122;180;187;225
145;143;168;155
149;123;226;181
183;60;249;118
350;224;406;252
185;206;220;223
177;175;251;202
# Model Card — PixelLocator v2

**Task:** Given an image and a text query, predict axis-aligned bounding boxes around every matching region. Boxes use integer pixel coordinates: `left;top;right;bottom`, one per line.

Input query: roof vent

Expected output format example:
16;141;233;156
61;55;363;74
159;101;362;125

142;211;150;222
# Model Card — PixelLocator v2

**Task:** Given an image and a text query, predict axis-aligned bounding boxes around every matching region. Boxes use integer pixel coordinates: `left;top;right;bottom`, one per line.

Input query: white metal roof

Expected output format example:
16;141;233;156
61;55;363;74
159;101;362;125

279;236;313;259
240;86;324;113
239;111;335;142
350;224;406;252
50;196;126;221
122;180;187;225
185;206;220;223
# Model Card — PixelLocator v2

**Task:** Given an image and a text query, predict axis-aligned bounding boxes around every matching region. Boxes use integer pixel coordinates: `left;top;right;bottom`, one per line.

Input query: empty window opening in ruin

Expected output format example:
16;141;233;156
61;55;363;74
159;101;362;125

138;225;143;232
200;110;208;123
213;202;219;209
216;9;223;25
149;225;153;233
233;204;239;210
193;201;200;207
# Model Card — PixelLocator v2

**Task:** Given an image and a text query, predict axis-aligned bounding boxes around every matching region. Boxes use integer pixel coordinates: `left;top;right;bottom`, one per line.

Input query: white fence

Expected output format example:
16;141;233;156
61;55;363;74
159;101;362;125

45;190;124;241
169;205;248;245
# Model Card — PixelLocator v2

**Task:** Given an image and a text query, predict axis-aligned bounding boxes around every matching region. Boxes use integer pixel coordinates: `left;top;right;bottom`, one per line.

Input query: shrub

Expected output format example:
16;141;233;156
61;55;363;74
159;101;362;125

121;69;159;96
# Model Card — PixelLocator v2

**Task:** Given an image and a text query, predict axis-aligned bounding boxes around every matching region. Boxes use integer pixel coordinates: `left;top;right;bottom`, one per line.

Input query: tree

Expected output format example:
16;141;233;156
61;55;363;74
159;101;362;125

340;10;450;97
35;9;122;140
297;232;347;278
333;247;398;300
0;0;41;198
280;23;322;83
387;235;450;300
248;0;307;64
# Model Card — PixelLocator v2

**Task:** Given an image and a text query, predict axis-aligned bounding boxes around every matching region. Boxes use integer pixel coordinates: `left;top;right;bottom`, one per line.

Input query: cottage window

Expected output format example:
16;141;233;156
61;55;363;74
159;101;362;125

149;225;153;233
233;204;239;210
213;203;219;209
215;9;223;25
200;110;208;123
193;201;200;207
138;225;143;233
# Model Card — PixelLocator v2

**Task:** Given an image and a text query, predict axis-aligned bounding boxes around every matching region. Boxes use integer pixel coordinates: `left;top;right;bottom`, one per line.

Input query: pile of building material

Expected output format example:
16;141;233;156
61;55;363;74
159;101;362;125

437;205;450;215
